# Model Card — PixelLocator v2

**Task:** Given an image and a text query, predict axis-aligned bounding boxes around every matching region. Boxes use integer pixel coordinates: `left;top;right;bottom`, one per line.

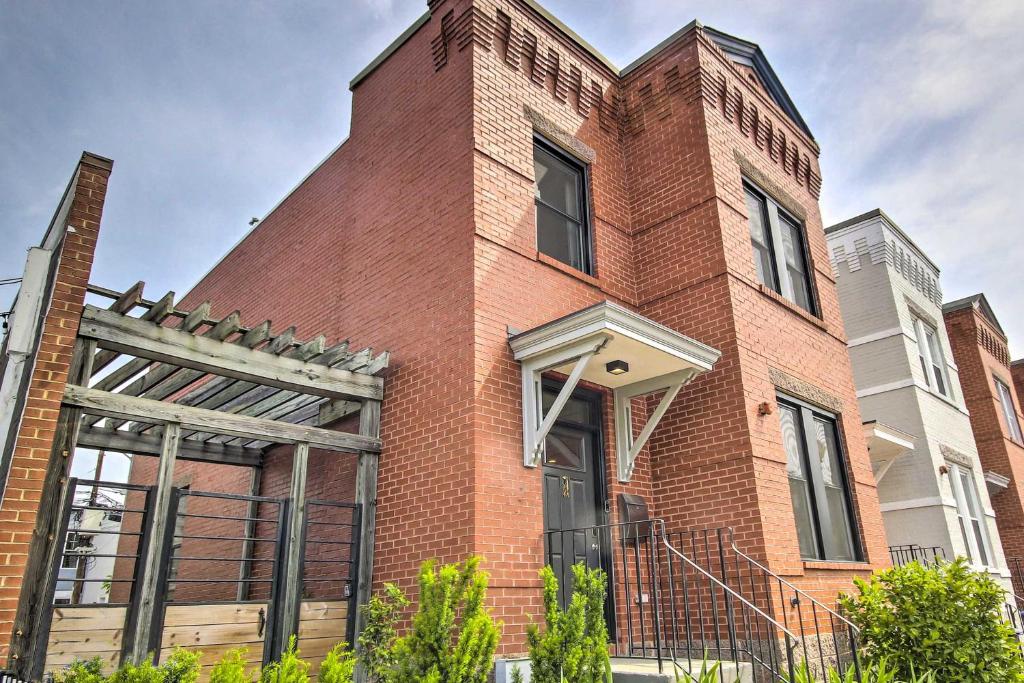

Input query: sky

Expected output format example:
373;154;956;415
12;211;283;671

1;0;1022;356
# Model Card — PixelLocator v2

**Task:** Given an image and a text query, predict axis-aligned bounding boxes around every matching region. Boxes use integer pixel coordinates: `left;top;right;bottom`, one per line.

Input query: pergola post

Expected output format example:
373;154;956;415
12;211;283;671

127;422;181;663
278;442;309;653
353;399;381;646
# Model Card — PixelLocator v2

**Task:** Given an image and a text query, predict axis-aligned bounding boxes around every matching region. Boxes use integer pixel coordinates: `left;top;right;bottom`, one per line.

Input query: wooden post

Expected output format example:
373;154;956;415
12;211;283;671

278;442;309;653
127;422;181;663
352;400;381;641
237;466;263;601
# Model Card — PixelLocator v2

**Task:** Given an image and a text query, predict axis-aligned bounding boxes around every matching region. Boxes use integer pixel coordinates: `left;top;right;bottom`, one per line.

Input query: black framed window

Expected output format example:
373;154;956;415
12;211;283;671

744;183;816;315
534;137;592;274
779;395;859;561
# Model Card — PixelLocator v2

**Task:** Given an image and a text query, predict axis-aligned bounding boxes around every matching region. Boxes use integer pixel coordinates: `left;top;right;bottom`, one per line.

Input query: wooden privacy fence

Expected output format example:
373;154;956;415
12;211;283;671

42;479;361;679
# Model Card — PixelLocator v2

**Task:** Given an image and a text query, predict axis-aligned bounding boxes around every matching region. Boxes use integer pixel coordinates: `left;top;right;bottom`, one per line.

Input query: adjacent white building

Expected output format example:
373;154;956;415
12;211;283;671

827;209;1010;583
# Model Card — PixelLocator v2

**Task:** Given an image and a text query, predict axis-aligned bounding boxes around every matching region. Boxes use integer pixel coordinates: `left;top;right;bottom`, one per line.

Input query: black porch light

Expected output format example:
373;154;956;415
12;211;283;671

605;359;629;376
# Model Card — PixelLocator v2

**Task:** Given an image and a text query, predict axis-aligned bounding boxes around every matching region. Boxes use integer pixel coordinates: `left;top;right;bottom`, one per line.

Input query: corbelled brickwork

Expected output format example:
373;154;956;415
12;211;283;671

944;302;1024;575
0;153;113;660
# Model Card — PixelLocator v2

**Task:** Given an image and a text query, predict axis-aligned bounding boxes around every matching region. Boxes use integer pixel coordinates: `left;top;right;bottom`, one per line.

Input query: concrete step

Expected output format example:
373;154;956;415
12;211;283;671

611;658;753;683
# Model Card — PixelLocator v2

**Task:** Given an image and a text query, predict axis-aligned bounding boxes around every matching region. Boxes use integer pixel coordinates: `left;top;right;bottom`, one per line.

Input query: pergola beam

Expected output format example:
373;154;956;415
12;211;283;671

77;425;262;467
78;306;383;401
64;384;381;453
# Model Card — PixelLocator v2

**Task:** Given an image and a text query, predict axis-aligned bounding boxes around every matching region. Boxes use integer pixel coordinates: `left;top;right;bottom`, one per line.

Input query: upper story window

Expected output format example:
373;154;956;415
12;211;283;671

948;463;991;568
779;395;860;562
534;138;592;275
913;317;949;397
743;183;815;314
995;376;1023;445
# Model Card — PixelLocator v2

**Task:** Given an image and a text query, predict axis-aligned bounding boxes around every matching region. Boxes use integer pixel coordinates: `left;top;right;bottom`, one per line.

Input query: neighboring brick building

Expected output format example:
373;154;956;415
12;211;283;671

827;210;1010;584
2;0;893;678
172;0;885;654
943;295;1024;590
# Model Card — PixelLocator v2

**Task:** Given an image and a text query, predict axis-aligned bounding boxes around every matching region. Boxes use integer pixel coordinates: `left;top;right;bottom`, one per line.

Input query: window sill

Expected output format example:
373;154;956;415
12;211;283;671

536;252;601;288
802;560;873;572
757;284;827;331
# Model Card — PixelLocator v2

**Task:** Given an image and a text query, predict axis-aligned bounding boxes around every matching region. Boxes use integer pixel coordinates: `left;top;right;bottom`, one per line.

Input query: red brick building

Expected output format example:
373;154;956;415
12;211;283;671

176;0;885;658
1;0;890;678
944;295;1024;590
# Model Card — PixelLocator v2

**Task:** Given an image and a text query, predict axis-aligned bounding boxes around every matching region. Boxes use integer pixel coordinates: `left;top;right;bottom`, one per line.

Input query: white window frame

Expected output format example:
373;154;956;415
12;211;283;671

913;317;949;398
995;376;1024;445
948;463;993;569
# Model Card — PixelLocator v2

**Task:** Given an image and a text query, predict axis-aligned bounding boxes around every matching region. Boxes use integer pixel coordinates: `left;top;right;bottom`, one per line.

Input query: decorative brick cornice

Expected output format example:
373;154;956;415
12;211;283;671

525;106;596;162
432;6;495;71
734;151;806;221
769;368;844;414
978;323;1011;368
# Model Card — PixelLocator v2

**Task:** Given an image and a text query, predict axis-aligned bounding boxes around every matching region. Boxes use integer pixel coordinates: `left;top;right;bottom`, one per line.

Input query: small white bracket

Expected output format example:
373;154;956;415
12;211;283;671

520;335;610;468
614;369;699;482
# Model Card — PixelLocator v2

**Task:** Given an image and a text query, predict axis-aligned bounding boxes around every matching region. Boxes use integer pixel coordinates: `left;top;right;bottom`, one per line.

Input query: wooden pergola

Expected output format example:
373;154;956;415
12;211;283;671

15;282;388;679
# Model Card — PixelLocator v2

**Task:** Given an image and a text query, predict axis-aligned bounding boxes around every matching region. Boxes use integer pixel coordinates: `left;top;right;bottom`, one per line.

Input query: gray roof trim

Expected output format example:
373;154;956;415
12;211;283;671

700;27;812;139
619;20;702;76
942;293;1006;337
349;11;431;90
517;0;619;75
826;208;941;273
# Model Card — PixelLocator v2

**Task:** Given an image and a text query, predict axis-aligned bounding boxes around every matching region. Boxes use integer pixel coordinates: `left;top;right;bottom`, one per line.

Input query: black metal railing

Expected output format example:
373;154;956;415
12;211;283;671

889;544;946;568
674;527;861;681
545;520;805;682
1009;557;1024;597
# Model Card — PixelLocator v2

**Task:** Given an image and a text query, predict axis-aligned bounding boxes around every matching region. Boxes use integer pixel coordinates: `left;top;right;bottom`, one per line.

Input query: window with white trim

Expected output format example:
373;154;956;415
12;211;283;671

744;183;816;315
948;463;992;567
913;317;949;397
995;376;1023;445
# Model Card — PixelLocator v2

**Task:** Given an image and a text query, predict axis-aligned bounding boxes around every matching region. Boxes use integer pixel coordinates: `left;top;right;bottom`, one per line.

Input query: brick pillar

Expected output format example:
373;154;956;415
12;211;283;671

1;152;112;666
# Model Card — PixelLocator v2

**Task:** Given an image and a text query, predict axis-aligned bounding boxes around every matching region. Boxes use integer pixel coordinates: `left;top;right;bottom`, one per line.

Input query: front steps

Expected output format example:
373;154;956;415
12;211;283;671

611;658;754;683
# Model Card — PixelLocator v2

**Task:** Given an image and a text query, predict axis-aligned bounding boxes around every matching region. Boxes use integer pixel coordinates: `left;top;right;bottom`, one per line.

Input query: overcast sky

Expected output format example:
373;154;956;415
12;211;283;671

1;0;1021;355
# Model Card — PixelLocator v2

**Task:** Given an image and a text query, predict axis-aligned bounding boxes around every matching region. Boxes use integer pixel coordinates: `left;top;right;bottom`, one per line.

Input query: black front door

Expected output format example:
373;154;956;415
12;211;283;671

541;383;606;607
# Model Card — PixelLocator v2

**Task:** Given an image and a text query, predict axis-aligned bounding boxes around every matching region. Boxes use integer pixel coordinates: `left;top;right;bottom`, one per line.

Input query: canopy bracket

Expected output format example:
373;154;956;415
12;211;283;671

614;369;699;482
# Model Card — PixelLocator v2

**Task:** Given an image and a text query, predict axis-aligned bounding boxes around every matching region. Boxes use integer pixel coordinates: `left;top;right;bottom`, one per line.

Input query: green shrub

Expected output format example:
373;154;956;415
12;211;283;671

525;563;612;683
210;648;255;683
389;556;502;683
839;558;1024;682
52;657;106;683
317;643;356;683
357;582;410;682
260;636;309;683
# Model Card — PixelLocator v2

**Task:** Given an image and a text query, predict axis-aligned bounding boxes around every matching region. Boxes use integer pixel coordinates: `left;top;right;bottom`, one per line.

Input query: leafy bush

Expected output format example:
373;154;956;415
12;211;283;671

839;558;1024;682
358;582;410;682
524;563;612;683
210;648;254;683
106;649;201;683
388;556;502;683
260;636;309;683
53;657;106;683
317;643;356;683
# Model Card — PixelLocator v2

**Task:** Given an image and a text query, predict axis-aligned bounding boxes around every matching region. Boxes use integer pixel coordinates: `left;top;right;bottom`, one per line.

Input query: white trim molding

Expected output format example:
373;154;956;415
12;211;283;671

509;301;720;479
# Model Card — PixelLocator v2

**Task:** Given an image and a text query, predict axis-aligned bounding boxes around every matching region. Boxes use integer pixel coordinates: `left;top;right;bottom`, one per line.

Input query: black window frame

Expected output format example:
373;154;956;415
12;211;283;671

743;181;818;316
778;394;862;562
533;135;595;276
995;375;1024;445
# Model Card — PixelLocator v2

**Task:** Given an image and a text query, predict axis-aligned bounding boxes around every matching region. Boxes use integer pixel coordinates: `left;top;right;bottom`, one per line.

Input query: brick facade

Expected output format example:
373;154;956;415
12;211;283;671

0;153;113;661
944;299;1024;575
166;0;887;651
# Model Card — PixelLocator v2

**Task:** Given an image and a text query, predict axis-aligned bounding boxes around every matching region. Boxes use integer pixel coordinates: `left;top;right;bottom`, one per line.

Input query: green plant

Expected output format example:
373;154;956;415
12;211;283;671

108;649;201;683
358;582;410;682
389;556;502;683
317;643;356;683
210;648;255;683
53;657;106;683
839;558;1024;682
260;636;310;683
525;563;612;683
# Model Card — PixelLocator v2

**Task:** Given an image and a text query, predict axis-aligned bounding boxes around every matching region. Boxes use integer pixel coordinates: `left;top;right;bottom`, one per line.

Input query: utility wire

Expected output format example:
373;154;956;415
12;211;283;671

0;278;23;287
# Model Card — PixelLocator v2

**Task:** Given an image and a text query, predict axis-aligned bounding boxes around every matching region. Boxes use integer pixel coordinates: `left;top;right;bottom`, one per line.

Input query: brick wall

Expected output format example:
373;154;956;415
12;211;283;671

156;0;889;656
1;153;112;662
945;304;1024;569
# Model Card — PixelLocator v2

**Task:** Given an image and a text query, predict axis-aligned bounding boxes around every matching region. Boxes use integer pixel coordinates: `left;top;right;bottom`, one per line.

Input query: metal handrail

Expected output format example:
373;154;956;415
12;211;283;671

726;529;859;634
655;520;799;643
